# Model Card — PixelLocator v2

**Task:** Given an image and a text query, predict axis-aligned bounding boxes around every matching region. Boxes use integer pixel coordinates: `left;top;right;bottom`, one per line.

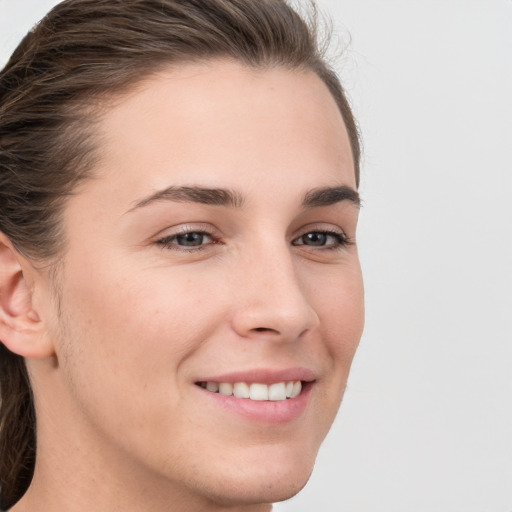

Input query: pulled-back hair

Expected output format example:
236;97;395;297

0;0;360;508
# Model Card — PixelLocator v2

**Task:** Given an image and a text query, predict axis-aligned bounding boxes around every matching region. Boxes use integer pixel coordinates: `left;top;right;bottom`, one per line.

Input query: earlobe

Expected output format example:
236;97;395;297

0;233;52;359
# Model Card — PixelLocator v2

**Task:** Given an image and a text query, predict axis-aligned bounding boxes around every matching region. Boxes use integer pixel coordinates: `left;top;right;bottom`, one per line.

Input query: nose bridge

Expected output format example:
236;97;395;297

231;236;319;340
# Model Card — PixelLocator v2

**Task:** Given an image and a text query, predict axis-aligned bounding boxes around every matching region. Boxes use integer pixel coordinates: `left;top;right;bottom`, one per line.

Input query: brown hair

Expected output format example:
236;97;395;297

0;0;360;508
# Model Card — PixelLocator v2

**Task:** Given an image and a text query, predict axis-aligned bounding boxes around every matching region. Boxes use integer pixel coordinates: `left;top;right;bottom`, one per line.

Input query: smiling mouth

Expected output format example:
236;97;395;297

196;381;306;401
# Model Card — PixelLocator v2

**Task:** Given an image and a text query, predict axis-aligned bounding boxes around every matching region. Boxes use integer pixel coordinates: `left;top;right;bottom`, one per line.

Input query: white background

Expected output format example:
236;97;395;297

1;1;511;511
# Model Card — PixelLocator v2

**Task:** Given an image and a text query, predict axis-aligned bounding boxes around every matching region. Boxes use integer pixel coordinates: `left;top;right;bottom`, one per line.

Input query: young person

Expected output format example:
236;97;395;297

0;1;364;510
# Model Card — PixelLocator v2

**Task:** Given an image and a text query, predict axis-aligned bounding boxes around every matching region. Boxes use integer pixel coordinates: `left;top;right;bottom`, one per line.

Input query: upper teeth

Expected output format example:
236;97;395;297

201;381;302;401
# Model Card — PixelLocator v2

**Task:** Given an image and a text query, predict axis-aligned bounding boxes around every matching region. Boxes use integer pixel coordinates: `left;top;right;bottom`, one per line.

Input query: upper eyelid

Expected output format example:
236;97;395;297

290;223;348;239
295;228;346;238
155;230;218;253
155;230;348;253
160;230;214;240
155;223;218;239
152;219;351;240
292;230;349;246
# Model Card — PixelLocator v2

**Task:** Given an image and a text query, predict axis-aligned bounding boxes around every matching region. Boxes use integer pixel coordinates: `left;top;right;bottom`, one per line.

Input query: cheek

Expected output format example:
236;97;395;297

52;263;231;458
56;261;224;394
311;264;364;361
317;270;364;427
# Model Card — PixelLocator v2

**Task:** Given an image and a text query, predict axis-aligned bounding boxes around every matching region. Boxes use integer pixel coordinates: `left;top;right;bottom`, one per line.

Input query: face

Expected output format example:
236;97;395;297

35;61;364;508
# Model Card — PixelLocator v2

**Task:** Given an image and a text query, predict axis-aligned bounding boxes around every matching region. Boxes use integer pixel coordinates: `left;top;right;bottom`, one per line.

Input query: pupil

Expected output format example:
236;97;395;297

177;232;203;246
305;232;326;246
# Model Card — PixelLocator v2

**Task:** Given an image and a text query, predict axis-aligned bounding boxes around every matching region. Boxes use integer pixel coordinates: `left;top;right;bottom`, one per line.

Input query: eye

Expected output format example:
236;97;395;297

292;230;350;249
156;230;215;251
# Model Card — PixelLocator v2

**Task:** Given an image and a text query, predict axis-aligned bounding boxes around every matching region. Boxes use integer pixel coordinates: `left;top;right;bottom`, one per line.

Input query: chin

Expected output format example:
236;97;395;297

202;468;313;508
189;442;317;508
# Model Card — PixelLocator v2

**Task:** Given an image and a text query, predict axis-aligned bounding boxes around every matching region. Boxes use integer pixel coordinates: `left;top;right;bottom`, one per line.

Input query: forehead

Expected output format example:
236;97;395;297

79;60;355;210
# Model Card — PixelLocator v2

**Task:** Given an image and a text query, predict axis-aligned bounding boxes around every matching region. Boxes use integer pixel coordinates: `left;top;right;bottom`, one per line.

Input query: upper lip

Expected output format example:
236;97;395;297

195;367;317;384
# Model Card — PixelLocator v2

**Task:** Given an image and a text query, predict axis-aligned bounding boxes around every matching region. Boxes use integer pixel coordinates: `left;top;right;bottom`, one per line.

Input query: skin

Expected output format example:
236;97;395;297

1;60;364;512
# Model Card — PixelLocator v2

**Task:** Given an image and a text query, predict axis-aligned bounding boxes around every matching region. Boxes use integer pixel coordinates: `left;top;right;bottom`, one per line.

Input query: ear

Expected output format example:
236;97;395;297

0;232;54;358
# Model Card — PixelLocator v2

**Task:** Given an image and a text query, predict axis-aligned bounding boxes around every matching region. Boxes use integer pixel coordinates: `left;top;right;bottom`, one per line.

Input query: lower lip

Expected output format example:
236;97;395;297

195;382;313;425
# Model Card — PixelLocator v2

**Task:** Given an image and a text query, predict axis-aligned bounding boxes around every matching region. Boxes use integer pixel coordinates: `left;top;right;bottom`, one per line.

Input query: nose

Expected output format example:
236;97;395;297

230;243;319;341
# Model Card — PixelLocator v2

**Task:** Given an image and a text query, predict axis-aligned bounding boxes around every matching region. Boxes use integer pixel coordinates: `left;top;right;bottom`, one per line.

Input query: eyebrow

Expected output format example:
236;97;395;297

128;184;360;212
129;185;245;211
302;185;361;208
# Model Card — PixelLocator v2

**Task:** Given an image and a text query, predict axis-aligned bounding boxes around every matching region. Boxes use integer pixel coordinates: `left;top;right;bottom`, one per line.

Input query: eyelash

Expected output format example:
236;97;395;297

156;227;352;252
156;229;216;252
292;229;352;249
